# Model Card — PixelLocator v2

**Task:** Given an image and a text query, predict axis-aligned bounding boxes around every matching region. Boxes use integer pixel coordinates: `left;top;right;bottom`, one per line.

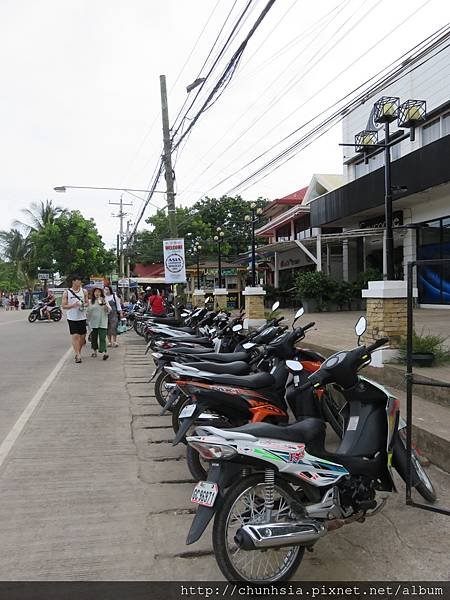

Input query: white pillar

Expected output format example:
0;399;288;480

316;232;322;272
403;228;417;286
274;251;279;288
363;237;367;272
342;239;349;282
326;244;331;276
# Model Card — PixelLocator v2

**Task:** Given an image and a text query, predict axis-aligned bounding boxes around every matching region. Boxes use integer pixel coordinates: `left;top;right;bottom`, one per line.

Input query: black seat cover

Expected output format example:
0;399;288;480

198;371;274;389
153;317;181;326
198;352;248;363
168;336;211;345
184;361;250;375
226;418;325;443
169;346;212;354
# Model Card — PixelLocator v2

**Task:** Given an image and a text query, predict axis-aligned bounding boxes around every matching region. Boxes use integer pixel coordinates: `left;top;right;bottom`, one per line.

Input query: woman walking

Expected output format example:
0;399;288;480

87;287;111;360
104;285;122;348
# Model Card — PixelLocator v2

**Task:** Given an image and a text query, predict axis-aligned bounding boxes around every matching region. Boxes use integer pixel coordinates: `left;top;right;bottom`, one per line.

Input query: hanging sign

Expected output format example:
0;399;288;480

163;239;187;283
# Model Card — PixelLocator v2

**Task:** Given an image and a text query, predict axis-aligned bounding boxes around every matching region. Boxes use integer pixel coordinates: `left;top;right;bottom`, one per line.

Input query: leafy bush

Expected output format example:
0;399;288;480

295;271;332;299
331;280;355;310
399;328;450;365
354;267;383;294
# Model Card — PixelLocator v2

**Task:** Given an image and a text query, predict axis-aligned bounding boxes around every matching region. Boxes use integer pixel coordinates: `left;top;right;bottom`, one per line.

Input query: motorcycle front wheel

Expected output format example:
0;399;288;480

154;371;172;408
212;473;305;583
392;432;437;503
28;312;38;323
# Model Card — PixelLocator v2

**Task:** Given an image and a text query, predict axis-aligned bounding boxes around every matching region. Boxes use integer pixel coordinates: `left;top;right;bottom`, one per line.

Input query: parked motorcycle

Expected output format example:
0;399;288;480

184;316;436;582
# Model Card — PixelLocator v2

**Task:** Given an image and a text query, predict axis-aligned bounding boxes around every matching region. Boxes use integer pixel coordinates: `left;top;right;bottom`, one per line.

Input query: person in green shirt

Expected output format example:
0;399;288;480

87;287;111;360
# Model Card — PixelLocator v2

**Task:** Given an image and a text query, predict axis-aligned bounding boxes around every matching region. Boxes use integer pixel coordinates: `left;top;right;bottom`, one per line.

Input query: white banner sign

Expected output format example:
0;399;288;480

163;238;186;283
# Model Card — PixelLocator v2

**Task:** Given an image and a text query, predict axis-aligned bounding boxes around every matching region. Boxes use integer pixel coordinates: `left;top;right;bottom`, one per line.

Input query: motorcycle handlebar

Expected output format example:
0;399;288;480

366;337;389;353
302;321;315;331
275;316;284;325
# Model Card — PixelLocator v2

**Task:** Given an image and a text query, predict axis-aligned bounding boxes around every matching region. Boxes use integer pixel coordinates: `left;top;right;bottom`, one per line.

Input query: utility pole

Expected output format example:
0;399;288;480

160;74;181;316
160;74;177;238
125;220;132;279
110;195;132;278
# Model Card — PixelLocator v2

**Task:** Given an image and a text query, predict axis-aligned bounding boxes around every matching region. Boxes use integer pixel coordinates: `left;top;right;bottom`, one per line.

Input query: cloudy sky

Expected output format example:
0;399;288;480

1;0;448;247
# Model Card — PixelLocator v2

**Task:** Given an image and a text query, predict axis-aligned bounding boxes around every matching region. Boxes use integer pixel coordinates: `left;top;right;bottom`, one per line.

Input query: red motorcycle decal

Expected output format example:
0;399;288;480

248;400;287;423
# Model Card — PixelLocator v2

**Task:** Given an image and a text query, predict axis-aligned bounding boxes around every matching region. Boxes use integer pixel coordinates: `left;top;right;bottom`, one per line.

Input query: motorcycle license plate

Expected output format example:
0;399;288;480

191;482;218;507
180;404;196;419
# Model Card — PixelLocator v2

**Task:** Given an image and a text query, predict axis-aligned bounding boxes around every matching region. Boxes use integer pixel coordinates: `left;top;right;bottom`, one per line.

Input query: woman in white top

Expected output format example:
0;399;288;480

104;285;123;347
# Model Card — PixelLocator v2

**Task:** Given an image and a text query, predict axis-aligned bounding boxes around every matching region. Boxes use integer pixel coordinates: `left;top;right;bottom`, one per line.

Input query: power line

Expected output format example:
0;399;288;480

223;30;450;195
172;0;279;153
196;0;441;196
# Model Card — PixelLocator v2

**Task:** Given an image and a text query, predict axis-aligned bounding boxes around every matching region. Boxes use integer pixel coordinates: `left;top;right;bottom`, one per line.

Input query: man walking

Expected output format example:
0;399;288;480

61;275;88;363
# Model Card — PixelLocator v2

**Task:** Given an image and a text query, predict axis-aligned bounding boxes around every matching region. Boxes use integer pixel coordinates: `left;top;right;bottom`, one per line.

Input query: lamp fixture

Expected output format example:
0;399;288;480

397;99;426;132
354;129;378;153
373;96;400;124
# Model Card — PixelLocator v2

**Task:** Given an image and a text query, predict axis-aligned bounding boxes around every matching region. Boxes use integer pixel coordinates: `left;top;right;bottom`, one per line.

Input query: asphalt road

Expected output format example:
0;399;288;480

0;309;69;445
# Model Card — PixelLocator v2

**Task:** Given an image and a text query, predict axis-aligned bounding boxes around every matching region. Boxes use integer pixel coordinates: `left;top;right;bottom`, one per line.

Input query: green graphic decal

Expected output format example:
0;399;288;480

253;448;283;462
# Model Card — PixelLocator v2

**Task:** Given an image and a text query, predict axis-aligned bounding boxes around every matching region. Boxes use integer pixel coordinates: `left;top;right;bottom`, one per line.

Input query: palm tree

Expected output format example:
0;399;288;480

0;229;33;287
13;199;66;233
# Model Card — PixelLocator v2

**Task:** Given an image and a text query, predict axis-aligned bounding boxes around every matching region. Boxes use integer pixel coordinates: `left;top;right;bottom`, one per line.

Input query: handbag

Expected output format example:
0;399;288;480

117;319;127;335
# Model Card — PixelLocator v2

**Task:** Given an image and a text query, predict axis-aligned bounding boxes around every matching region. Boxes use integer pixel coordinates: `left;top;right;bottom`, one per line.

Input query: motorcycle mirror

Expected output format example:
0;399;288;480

355;316;367;345
205;297;212;304
286;360;304;372
271;301;280;312
232;324;243;332
181;311;189;317
243;342;256;350
294;307;304;320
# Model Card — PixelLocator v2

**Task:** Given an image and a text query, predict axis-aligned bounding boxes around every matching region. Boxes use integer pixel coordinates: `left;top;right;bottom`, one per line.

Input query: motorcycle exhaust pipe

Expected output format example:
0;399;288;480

234;519;326;550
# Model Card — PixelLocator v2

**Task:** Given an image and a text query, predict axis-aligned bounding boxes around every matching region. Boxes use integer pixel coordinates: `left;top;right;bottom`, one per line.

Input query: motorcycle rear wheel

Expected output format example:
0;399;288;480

212;474;305;582
51;311;62;322
154;371;172;408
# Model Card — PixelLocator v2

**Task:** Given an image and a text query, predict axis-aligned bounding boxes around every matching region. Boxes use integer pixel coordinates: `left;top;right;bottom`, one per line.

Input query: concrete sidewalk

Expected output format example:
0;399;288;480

0;331;448;581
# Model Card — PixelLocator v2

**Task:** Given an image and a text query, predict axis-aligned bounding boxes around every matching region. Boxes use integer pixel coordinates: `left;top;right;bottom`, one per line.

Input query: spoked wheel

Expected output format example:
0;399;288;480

393;431;437;503
154;371;173;408
410;447;437;503
212;474;305;582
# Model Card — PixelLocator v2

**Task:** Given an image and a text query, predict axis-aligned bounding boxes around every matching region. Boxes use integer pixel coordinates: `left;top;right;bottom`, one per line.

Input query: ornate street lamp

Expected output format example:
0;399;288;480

245;203;263;287
213;227;225;288
354;96;427;280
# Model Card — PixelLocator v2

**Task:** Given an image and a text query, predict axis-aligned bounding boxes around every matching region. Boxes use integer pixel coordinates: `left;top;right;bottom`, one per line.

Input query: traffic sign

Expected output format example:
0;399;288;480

38;273;50;280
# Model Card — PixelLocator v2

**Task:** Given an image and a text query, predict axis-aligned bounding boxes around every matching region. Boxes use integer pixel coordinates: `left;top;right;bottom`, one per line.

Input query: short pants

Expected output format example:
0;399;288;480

68;319;87;335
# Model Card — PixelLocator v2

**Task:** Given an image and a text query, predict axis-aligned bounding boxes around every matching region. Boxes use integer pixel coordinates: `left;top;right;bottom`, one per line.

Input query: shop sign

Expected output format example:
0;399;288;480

37;273;50;280
359;211;403;229
205;268;237;276
163;239;187;283
118;278;129;287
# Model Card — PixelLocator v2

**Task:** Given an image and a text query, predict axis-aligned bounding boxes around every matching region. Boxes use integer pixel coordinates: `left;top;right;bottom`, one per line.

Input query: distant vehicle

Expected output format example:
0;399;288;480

28;301;62;323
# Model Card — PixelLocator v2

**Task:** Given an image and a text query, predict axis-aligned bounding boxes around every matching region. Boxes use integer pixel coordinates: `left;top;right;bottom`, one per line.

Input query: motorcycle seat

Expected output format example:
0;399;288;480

183;361;250;375
197;352;249;363
152;317;182;326
168;336;211;345
195;371;275;389
226;418;325;444
168;346;212;354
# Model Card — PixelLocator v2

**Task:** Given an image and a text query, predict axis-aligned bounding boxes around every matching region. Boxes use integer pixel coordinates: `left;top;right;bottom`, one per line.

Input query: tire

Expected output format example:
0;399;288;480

154;371;172;408
28;312;38;323
51;310;62;322
186;445;208;481
393;432;437;503
212;473;305;582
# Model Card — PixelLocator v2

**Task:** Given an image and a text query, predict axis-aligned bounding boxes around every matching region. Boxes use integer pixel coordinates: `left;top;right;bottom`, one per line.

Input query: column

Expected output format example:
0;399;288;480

362;280;417;366
243;286;266;330
342;238;349;282
274;252;279;289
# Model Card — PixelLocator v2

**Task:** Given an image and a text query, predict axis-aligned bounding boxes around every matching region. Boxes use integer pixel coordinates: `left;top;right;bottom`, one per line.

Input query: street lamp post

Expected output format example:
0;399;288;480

213;227;225;289
353;97;426;279
193;242;202;289
245;203;263;287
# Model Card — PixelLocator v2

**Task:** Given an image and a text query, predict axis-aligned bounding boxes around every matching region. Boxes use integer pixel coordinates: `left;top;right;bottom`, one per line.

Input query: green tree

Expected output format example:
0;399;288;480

129;196;268;265
31;211;115;280
13;199;66;233
0;229;34;288
0;260;25;291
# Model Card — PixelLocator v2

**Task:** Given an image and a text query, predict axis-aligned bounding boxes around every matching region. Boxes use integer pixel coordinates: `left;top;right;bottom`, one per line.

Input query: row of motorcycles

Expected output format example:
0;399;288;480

132;300;437;583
